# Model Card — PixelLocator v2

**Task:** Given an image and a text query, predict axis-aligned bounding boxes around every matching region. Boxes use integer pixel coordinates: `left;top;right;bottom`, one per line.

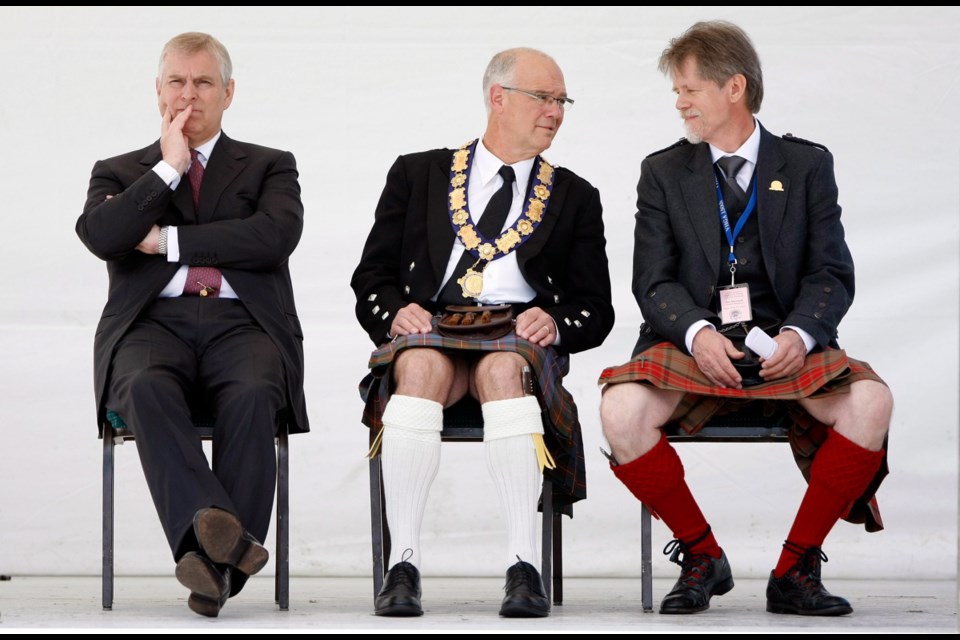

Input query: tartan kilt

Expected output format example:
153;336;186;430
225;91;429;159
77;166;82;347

599;341;889;532
360;328;587;507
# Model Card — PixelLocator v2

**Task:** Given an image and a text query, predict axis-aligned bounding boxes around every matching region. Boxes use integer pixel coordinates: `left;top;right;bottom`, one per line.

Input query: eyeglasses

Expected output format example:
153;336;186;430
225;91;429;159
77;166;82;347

501;86;575;112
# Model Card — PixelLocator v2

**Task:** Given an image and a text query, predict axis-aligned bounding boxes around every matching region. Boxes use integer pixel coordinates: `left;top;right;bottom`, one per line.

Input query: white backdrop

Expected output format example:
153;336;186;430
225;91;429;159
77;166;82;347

1;7;956;581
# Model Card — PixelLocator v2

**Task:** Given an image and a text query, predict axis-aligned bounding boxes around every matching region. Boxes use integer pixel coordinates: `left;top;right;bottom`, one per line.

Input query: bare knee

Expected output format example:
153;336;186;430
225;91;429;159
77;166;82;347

856;380;894;437
393;349;456;402
473;352;526;402
600;383;678;463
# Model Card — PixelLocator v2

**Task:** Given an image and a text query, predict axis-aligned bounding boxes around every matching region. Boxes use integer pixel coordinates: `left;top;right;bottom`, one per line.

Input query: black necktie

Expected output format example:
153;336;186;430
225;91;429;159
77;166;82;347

437;165;516;305
717;155;747;213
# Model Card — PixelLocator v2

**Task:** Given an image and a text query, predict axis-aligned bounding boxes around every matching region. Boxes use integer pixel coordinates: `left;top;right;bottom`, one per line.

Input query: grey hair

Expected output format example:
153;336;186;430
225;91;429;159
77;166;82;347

159;32;233;86
658;20;764;114
482;47;557;116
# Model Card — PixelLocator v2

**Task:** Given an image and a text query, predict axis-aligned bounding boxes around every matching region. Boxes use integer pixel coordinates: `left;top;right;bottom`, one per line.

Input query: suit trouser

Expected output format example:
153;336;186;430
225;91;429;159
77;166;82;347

106;297;284;560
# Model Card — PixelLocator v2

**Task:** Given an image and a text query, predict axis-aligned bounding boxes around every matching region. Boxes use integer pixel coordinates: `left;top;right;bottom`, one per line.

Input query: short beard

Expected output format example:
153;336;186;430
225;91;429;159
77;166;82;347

683;120;702;144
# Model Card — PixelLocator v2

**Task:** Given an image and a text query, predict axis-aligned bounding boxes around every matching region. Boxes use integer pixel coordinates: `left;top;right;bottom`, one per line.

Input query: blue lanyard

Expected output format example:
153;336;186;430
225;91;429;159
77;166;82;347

714;172;758;267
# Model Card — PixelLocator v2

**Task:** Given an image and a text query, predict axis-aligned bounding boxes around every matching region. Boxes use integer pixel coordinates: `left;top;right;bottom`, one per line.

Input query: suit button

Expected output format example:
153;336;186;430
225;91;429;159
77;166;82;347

818;302;826;308
648;291;657;298
668;314;677;321
823;287;832;293
740;258;749;265
814;312;823;319
658;302;667;310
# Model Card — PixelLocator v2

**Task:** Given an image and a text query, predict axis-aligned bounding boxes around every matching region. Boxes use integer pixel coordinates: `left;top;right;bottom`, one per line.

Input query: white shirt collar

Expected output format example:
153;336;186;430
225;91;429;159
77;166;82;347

191;131;222;166
709;118;761;166
475;138;535;194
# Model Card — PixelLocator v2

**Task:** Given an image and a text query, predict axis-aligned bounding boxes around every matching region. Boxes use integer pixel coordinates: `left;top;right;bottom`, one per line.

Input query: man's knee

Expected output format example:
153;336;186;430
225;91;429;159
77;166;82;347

854;380;894;432
473;352;526;401
394;349;456;397
600;383;677;445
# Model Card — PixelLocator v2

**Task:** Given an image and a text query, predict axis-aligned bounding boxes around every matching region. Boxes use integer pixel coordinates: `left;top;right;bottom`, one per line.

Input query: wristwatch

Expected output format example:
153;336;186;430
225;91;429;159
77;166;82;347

158;226;169;256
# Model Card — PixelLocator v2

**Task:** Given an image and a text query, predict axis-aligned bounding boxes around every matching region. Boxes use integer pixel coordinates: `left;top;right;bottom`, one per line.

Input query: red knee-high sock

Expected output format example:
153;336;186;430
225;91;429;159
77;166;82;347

612;436;721;558
774;430;884;576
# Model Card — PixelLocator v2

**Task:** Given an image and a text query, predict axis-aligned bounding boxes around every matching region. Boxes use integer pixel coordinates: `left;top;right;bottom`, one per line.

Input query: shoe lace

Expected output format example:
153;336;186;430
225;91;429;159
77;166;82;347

385;548;418;589
663;528;715;588
782;541;828;587
506;555;535;590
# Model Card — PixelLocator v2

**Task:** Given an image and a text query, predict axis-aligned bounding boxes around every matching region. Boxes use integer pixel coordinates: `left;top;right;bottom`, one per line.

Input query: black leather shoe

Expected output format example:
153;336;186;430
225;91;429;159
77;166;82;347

767;546;852;616
175;551;231;617
193;507;269;577
660;539;734;614
499;559;549;618
375;561;423;616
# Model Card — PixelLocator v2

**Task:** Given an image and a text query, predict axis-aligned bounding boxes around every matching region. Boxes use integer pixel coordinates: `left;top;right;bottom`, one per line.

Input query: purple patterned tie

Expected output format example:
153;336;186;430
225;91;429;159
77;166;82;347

183;149;222;297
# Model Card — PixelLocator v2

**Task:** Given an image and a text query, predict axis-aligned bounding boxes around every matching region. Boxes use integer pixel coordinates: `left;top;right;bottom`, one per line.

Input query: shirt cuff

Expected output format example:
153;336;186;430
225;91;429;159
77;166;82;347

781;325;816;354
166;226;180;262
685;320;715;353
152;160;182;190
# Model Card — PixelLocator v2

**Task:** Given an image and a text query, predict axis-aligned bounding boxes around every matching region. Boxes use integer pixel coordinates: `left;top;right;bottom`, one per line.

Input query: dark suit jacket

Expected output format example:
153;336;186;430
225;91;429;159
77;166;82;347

631;124;855;357
351;147;614;354
77;133;308;434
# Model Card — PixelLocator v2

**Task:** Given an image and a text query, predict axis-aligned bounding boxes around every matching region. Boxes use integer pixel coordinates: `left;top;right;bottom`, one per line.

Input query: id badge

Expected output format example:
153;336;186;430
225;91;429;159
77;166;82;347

718;283;753;325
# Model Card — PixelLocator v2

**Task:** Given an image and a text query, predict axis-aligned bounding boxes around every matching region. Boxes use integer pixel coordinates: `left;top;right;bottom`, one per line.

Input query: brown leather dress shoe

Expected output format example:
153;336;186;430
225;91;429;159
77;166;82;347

175;551;231;617
193;507;269;576
767;546;852;616
660;539;734;614
375;561;423;616
499;558;549;618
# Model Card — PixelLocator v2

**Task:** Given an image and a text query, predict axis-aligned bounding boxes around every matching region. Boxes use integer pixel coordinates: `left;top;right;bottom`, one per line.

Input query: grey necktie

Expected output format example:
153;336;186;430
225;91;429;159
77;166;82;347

717;155;747;212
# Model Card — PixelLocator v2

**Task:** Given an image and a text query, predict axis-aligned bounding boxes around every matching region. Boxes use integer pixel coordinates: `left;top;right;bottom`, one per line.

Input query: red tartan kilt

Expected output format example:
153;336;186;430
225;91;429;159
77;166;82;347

599;341;889;532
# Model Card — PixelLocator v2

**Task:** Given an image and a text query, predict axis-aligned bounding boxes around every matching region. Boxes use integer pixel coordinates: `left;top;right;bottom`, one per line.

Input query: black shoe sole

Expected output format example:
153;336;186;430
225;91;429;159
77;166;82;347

659;575;735;614
499;603;550;618
375;604;424;617
766;601;853;616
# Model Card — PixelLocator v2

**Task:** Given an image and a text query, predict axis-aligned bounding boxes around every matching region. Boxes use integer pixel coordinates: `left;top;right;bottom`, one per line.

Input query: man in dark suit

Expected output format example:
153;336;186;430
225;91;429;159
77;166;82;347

352;47;613;618
76;32;306;617
599;21;892;616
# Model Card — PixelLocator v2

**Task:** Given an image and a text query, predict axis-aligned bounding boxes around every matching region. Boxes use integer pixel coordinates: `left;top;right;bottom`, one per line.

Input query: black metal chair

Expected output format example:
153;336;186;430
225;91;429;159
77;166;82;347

369;396;566;607
640;403;791;612
100;411;290;611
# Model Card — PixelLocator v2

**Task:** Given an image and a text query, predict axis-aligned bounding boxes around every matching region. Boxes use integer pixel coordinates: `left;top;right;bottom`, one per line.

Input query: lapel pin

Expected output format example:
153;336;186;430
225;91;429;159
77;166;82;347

769;180;784;192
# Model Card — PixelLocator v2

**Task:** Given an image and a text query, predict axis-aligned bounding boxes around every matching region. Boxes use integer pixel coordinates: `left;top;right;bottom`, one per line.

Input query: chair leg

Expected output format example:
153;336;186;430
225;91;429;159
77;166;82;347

275;426;289;611
102;433;114;611
369;454;386;600
552;510;562;606
540;476;552;608
641;503;653;613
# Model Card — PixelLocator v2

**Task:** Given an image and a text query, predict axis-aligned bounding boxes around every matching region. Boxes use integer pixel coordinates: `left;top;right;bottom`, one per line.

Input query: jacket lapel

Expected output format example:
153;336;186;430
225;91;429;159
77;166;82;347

197;133;245;224
518;159;564;261
427;153;456;287
755;125;788;286
680;144;723;282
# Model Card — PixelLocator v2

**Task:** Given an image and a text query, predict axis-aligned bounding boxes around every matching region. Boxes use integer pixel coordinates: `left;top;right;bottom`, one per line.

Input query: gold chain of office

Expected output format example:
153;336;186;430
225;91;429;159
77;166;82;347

447;138;555;264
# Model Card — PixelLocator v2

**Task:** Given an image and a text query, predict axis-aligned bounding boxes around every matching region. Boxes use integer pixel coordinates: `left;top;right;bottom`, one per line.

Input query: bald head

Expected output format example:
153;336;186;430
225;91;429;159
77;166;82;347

482;48;561;116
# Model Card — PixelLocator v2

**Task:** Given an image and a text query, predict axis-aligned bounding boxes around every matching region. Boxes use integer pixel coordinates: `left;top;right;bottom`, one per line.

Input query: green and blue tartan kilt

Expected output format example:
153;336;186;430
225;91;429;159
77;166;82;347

360;329;587;507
